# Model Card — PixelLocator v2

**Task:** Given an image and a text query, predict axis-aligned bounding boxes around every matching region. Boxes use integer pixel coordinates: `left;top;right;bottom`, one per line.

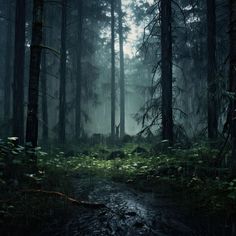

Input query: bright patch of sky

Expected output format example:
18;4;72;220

122;0;154;58
183;5;200;24
183;5;192;11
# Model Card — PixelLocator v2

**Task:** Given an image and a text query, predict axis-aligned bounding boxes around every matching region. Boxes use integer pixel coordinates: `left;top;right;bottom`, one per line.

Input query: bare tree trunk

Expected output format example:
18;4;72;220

229;0;236;170
161;0;173;144
25;0;44;148
118;0;125;138
41;26;48;143
13;0;26;144
207;0;218;140
111;0;116;141
75;0;83;141
58;0;67;144
4;0;13;137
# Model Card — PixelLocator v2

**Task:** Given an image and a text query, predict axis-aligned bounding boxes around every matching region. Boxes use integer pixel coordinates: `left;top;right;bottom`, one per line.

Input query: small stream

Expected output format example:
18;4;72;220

40;174;235;236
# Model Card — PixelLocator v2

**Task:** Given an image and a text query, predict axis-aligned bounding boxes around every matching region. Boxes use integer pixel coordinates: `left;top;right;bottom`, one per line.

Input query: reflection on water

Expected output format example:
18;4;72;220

40;175;236;236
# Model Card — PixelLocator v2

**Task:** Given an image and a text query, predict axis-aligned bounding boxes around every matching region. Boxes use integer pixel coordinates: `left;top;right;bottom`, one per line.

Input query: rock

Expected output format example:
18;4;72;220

126;179;134;184
122;135;133;143
151;140;172;154
131;146;148;155
107;150;125;160
99;149;109;154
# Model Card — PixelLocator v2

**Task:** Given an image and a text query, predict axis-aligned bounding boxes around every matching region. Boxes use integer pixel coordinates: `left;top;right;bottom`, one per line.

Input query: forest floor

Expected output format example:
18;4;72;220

40;173;233;236
0;141;236;235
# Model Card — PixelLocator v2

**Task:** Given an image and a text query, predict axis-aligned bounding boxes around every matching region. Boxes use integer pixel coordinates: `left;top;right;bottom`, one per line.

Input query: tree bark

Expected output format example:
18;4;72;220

118;0;125;138
58;0;67;144
41;24;48;143
13;0;26;144
161;0;173;144
25;0;44;148
207;0;218;140
229;0;236;169
111;0;116;141
75;0;83;141
4;0;13;137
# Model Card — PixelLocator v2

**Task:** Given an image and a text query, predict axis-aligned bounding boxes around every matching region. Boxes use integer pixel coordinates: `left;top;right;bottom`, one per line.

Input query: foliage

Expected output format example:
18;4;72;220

51;143;235;215
0;140;235;234
0;140;72;235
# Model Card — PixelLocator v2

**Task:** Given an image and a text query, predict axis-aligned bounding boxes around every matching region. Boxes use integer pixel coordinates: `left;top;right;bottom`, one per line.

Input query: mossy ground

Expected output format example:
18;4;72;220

0;141;235;234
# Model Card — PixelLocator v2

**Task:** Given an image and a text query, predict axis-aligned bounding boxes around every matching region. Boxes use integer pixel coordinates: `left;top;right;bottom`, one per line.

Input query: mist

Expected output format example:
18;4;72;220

0;0;236;235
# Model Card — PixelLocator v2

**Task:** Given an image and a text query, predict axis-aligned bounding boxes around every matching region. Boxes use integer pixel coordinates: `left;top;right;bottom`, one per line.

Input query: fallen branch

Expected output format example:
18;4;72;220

21;189;106;209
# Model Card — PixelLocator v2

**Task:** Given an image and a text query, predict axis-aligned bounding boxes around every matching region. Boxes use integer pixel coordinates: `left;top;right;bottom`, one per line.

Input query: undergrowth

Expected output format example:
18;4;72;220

0;140;235;235
42;143;236;216
0;139;72;235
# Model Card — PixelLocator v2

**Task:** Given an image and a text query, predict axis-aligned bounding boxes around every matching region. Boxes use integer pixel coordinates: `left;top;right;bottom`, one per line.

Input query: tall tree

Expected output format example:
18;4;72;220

111;0;116;140
41;22;48;143
25;0;44;148
75;0;83;140
58;0;67;143
207;0;218;139
118;0;125;138
161;0;173;144
229;0;236;169
13;0;26;144
4;0;13;136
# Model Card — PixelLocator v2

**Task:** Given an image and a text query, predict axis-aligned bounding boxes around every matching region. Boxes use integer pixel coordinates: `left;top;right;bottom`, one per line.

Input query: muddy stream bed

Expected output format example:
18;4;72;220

40;174;235;236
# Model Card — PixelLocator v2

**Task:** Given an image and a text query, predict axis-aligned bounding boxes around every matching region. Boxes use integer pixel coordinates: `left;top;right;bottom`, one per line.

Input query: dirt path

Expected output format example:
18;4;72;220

40;174;232;236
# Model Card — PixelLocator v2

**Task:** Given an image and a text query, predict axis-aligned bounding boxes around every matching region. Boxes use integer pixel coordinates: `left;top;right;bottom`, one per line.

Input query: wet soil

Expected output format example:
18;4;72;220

40;174;234;236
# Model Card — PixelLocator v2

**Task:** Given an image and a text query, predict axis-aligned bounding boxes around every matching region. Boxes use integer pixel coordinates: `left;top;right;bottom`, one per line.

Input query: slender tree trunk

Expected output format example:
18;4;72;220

25;0;44;148
161;0;173;144
229;0;236;168
41;26;48;143
111;0;116;141
13;0;26;144
75;0;83;140
118;0;125;138
4;0;13;137
207;0;218;139
58;0;67;144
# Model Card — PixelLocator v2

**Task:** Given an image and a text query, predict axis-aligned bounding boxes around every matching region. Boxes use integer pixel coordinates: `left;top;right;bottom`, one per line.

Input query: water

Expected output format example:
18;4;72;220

40;174;235;236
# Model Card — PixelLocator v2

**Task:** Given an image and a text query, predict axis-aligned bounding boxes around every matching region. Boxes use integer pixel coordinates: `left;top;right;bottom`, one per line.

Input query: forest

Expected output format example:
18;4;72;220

0;0;236;235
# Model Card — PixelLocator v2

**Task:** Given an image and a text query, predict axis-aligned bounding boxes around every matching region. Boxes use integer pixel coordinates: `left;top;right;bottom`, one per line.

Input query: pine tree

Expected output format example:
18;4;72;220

26;0;44;148
161;0;173;144
13;0;26;144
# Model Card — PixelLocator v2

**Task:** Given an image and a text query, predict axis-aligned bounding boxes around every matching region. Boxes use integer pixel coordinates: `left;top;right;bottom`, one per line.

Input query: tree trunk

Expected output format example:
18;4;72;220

25;0;44;148
58;0;67;144
41;25;48;143
118;0;125;138
161;0;173;144
229;0;236;169
111;0;116;141
207;0;218;139
75;0;83;141
13;0;26;144
4;0;13;137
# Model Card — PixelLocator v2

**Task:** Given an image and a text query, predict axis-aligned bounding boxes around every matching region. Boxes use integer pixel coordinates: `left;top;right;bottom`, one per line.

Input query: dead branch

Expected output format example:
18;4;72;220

21;189;106;209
